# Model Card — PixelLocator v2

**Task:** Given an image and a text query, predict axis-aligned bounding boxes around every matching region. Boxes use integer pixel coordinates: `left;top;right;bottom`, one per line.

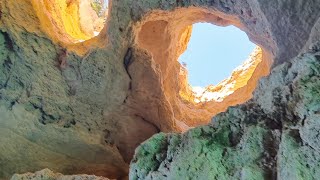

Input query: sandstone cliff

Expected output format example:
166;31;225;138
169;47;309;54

0;0;319;179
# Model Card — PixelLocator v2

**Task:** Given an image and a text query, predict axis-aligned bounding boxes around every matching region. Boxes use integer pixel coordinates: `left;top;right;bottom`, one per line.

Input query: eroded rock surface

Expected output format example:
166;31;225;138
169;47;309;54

11;169;110;180
130;50;320;179
0;0;320;179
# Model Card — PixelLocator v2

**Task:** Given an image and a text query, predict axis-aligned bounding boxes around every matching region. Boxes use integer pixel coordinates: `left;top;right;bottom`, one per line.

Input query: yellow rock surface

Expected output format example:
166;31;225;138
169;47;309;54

134;8;272;130
1;0;103;45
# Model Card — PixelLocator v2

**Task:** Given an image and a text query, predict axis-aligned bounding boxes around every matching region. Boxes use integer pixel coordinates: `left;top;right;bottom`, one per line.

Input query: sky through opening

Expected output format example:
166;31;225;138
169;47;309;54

179;23;256;87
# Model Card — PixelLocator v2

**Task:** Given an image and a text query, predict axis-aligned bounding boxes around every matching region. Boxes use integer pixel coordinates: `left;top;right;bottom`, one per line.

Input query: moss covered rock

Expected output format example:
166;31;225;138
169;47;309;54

130;52;320;179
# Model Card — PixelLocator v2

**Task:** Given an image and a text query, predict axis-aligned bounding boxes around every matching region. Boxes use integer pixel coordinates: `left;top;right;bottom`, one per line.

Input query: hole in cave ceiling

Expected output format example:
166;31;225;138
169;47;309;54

47;0;110;43
136;10;272;128
72;0;110;42
87;0;109;37
178;23;262;103
179;23;255;87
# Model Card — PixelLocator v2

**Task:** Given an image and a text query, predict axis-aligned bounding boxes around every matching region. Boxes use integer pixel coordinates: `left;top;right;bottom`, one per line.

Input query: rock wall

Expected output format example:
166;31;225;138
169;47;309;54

130;50;320;179
0;0;130;178
0;0;320;179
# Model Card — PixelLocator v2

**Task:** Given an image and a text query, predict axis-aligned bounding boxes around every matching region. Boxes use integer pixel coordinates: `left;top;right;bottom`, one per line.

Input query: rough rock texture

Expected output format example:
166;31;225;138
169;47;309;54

0;0;320;179
133;8;271;129
0;1;130;178
11;169;110;180
130;50;320;179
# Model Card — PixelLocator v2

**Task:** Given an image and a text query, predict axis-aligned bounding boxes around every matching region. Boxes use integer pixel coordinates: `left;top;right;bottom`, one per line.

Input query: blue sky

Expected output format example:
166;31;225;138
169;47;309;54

104;0;108;8
179;23;255;87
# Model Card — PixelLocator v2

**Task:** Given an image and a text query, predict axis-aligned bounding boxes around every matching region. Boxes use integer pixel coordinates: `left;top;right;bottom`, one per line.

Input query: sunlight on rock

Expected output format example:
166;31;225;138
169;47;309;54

4;0;318;178
191;47;263;103
31;0;108;43
136;10;271;128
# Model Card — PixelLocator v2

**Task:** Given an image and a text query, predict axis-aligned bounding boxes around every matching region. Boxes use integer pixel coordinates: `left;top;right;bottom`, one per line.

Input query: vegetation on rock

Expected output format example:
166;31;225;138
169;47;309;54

130;52;320;179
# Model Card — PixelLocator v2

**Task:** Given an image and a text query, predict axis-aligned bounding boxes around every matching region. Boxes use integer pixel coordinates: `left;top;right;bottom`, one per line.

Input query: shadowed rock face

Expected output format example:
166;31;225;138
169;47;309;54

0;0;320;179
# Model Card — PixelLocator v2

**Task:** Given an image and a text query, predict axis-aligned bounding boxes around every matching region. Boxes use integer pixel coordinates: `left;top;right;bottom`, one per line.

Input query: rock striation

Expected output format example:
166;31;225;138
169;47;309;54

0;0;320;179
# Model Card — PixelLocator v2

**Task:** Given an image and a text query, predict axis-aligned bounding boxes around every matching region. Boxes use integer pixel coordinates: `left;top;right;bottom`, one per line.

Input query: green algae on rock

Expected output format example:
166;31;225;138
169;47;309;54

1;0;320;179
130;51;320;179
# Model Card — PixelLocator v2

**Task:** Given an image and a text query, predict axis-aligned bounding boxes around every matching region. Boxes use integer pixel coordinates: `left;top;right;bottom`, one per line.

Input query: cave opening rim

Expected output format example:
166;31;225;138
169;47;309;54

84;0;111;39
177;21;263;104
135;7;273;127
72;0;111;43
44;0;113;44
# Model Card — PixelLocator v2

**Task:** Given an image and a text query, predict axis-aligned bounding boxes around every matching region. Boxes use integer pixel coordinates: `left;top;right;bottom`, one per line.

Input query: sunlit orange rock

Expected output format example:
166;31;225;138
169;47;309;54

1;0;105;45
2;0;319;178
133;8;272;131
178;47;270;128
32;0;91;42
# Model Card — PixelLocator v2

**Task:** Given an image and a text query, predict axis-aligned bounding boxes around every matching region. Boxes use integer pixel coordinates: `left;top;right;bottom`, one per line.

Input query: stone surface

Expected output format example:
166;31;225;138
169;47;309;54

0;1;130;178
11;169;110;180
130;51;320;179
0;0;320;179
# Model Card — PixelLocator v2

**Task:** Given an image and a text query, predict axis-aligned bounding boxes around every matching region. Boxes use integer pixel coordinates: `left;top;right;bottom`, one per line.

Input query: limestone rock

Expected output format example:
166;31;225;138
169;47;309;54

11;169;110;180
130;51;320;179
0;1;129;178
0;0;320;179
